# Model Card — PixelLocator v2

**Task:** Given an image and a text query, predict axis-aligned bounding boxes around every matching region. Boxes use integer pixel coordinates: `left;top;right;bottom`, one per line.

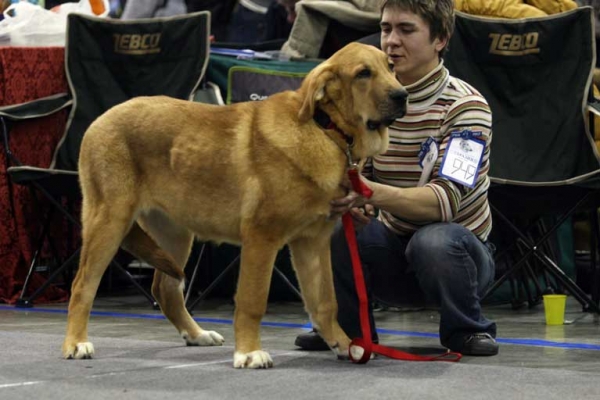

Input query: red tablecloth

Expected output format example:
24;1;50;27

0;46;71;304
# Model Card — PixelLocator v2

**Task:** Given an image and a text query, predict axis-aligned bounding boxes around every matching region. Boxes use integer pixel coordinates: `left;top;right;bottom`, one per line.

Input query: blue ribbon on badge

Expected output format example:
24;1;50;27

450;129;482;139
418;137;437;168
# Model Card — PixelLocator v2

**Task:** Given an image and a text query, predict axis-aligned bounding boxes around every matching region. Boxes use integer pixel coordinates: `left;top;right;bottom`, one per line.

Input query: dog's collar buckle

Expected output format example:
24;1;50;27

345;146;359;169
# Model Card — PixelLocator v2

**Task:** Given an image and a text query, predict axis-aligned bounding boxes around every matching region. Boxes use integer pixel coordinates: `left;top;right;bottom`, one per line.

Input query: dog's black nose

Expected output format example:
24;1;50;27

389;89;408;102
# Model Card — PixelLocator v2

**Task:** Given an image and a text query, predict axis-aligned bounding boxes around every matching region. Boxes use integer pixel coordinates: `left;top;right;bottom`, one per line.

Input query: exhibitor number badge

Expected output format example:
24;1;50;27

439;131;485;188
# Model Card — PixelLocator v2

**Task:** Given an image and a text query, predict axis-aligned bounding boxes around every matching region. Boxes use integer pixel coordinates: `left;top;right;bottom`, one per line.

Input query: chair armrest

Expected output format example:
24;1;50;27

1;93;73;166
0;93;72;120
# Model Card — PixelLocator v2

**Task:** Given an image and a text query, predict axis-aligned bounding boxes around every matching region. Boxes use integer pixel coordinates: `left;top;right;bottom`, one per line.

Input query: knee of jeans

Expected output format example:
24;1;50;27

406;224;469;269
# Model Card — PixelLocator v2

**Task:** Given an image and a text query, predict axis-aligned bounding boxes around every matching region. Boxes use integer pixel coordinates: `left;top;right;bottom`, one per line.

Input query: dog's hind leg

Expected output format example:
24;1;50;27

62;201;135;359
288;234;351;359
232;236;279;369
134;211;224;346
121;223;185;281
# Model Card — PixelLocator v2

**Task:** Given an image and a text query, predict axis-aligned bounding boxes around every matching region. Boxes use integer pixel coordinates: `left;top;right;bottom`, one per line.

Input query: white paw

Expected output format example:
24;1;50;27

65;342;95;359
349;344;364;360
347;345;375;360
233;350;273;369
183;330;225;346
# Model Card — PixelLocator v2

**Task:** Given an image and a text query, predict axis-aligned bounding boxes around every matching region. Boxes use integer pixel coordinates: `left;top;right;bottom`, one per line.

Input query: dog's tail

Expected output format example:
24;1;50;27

121;223;185;280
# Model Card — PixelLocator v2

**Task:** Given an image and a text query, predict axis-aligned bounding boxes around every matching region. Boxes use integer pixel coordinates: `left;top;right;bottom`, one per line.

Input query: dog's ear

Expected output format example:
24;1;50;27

298;65;334;123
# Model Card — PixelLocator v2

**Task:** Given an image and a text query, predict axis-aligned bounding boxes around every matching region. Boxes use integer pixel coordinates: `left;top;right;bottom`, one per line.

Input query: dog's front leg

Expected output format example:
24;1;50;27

232;239;278;369
289;235;351;358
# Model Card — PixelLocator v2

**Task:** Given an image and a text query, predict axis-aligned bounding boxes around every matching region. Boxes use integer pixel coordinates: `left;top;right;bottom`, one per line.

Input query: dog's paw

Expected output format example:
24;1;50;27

349;344;364;360
329;342;349;360
326;337;351;360
343;345;376;361
63;342;95;359
183;330;225;346
233;350;273;369
329;343;355;360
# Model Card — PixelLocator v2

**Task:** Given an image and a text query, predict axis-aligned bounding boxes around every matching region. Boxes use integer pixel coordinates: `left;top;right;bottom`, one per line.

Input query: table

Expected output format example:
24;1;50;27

0;46;69;304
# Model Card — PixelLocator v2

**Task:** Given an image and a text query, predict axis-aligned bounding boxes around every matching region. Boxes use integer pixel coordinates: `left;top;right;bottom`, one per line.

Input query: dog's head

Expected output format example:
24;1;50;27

298;42;407;160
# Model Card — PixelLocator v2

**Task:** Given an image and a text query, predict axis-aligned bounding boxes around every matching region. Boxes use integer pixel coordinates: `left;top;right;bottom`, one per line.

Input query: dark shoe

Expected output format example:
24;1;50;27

453;333;499;356
294;329;330;351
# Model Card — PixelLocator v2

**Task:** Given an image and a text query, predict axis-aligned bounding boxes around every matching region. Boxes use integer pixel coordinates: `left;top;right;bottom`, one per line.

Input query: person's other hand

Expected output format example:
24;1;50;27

329;190;369;220
348;204;376;229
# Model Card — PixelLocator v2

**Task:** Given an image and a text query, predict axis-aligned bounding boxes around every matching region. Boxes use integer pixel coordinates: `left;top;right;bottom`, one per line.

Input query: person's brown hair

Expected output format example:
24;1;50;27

380;0;455;56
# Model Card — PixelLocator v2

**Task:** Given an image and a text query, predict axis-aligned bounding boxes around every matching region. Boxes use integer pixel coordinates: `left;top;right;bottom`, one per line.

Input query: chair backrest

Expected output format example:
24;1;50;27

51;11;211;171
445;7;599;185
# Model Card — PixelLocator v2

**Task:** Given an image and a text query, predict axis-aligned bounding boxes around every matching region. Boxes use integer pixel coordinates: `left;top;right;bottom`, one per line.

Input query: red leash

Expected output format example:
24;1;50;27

343;169;462;364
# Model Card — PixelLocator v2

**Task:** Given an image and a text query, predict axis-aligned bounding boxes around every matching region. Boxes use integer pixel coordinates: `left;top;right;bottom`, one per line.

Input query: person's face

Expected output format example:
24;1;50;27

380;7;447;85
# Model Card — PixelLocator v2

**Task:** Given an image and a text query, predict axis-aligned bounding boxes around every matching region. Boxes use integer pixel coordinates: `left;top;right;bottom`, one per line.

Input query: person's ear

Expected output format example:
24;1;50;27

434;36;448;53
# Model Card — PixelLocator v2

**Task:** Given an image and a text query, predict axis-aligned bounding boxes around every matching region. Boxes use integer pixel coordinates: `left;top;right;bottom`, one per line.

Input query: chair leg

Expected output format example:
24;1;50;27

272;266;303;301
531;242;600;313
16;248;81;308
184;242;208;305
521;262;543;308
517;239;544;306
109;257;159;309
186;254;240;313
16;208;55;305
31;186;159;308
185;245;303;313
507;276;523;310
485;251;529;302
486;195;600;313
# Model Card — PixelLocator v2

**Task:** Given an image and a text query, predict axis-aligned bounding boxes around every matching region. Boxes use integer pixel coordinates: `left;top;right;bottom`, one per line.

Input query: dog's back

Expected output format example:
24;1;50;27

79;93;344;245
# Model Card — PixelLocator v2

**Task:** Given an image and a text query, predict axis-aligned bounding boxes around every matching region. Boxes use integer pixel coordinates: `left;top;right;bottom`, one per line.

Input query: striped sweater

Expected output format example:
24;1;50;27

365;61;493;241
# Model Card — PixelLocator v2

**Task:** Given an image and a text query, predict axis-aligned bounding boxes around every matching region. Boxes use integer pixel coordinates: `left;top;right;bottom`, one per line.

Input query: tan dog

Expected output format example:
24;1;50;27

61;42;407;368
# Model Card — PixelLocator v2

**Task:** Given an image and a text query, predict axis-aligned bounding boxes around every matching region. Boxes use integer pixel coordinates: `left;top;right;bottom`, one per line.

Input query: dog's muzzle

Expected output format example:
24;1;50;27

384;88;408;125
367;88;409;130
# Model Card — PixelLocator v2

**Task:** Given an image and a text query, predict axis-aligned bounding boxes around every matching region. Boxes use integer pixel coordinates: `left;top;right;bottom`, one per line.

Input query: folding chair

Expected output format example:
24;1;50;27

0;11;211;308
184;63;321;312
445;7;600;313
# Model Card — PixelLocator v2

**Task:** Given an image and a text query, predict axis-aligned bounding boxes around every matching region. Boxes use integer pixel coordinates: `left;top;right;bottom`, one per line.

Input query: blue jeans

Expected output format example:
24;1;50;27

331;219;497;350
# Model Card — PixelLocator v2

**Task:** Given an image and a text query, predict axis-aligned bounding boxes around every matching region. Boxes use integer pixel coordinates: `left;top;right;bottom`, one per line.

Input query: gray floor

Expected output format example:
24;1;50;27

1;292;599;399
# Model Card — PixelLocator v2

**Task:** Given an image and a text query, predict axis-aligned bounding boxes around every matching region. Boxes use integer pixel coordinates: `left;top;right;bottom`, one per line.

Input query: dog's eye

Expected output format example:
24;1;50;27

388;63;395;72
356;68;372;79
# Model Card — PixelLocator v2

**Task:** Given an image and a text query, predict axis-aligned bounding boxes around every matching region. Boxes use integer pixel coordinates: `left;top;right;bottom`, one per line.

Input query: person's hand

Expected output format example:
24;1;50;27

329;189;369;220
328;172;374;219
348;204;376;229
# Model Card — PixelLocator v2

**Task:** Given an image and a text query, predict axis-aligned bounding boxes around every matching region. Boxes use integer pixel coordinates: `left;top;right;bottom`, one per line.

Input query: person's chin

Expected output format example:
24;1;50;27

392;59;409;72
393;65;410;79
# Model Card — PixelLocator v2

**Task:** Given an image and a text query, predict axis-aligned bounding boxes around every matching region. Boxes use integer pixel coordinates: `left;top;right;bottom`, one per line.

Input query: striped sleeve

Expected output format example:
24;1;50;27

425;94;493;222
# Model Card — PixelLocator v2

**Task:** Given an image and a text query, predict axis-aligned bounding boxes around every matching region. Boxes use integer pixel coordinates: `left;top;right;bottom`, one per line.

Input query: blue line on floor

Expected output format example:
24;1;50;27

2;305;599;351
